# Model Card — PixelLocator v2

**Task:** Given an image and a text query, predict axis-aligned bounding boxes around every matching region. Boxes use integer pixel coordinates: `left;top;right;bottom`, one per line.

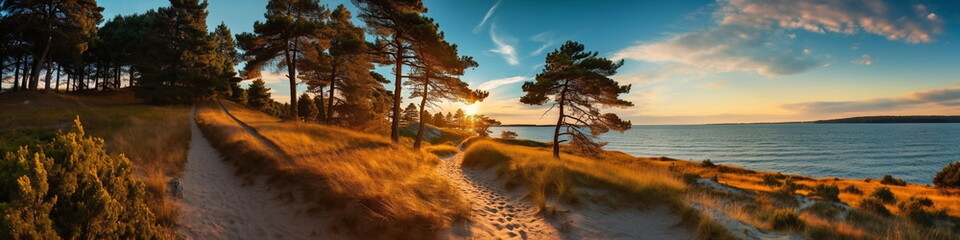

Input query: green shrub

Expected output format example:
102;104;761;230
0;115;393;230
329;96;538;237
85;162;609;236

499;130;518;139
809;184;840;201
859;198;891;216
933;161;960;188
0;118;163;239
870;187;896;204
842;185;862;195
880;175;907;186
770;209;805;231
762;174;783;187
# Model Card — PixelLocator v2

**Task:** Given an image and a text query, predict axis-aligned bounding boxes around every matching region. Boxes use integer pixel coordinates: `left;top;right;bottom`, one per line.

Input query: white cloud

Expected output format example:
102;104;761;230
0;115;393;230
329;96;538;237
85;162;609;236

476;76;528;91
613;0;943;77
489;23;520;66
852;54;873;65
473;0;501;34
530;32;556;56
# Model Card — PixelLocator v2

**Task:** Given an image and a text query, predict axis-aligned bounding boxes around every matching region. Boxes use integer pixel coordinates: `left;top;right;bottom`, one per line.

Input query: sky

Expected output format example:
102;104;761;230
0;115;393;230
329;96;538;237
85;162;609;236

94;0;960;124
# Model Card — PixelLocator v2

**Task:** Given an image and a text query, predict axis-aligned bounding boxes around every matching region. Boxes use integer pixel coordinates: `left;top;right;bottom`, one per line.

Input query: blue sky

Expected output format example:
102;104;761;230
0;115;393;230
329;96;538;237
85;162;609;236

97;0;960;124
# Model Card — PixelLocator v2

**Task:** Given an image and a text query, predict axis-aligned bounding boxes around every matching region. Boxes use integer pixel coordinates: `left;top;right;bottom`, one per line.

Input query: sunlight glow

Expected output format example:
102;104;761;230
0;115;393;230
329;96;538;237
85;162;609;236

464;103;480;115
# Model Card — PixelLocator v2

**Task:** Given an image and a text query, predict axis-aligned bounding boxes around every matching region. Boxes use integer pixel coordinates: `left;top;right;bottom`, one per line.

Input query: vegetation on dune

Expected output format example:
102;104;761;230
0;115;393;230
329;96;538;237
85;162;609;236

663;156;960;239
461;140;685;208
934;161;960;188
0;118;165;239
0;91;190;233
198;101;469;239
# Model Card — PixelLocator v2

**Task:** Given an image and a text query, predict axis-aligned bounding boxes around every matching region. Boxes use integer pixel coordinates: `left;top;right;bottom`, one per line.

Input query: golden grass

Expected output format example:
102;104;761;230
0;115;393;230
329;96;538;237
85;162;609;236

197;100;469;239
461;140;687;209
0;90;189;238
656;158;960;239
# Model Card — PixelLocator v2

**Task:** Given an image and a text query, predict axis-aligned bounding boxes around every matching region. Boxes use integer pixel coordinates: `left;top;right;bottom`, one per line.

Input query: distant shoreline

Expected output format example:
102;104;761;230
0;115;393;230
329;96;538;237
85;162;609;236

500;115;960;126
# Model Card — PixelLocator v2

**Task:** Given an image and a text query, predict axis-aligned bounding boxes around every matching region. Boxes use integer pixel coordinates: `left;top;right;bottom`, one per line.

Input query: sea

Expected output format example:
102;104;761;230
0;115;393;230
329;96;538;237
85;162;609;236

490;124;960;184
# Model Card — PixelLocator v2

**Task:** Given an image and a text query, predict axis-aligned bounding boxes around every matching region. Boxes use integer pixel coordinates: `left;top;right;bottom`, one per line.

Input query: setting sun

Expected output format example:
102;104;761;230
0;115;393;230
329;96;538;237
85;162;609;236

463;103;480;115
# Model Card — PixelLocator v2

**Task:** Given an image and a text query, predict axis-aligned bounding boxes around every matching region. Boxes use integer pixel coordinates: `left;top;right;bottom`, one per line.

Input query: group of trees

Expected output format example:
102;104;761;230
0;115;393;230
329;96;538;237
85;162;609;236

2;0;635;158
1;0;240;102
236;0;488;149
400;103;473;128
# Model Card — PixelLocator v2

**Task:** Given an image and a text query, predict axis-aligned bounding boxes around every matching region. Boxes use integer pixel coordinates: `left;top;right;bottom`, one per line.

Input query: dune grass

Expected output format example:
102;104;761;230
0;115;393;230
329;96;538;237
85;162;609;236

196;100;469;239
660;157;960;239
0;90;190;238
461;140;687;209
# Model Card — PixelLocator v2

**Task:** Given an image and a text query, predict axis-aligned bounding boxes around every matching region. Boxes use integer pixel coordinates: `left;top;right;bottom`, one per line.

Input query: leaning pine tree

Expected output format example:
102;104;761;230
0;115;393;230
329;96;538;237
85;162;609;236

520;41;633;159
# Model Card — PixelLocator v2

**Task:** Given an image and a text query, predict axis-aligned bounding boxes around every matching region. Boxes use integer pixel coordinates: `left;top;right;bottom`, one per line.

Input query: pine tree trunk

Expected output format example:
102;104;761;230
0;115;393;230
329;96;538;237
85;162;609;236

553;80;570;159
12;56;21;92
413;81;430;150
55;65;61;92
284;40;299;120
327;65;337;123
43;59;53;91
390;38;403;143
30;37;53;90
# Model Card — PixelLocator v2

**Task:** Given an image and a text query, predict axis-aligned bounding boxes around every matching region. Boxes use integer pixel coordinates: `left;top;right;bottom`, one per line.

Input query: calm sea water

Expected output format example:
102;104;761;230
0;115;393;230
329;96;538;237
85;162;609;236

490;124;960;184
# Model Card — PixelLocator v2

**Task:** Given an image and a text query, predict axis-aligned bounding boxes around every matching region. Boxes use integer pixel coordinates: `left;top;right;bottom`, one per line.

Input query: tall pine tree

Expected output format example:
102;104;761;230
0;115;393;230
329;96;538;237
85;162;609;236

238;0;328;120
520;41;633;159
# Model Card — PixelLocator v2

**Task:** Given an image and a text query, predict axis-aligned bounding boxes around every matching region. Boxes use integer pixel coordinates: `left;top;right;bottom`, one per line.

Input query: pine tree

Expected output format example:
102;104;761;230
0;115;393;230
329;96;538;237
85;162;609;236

302;5;377;124
422;110;433;126
405;21;488;148
238;0;328;120
432;112;446;127
353;0;427;143
470;115;501;137
453;109;466;129
297;93;318;122
247;79;272;110
401;103;419;126
520;41;633;159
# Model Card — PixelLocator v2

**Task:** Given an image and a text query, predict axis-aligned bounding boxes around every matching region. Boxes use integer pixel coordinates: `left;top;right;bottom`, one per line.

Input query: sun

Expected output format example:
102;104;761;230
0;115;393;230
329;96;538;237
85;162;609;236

463;103;480;115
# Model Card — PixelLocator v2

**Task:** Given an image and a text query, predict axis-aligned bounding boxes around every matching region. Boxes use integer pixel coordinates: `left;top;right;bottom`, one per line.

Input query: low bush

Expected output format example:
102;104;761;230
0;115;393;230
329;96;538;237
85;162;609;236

0;118;164;239
809;184;840;201
769;209;805;231
859;198;891;216
933;161;960;188
806;202;843;219
898;196;937;226
762;174;783;187
701;159;716;168
842;185;862;195
500;130;518;139
870;187;896;204
880;175;907;186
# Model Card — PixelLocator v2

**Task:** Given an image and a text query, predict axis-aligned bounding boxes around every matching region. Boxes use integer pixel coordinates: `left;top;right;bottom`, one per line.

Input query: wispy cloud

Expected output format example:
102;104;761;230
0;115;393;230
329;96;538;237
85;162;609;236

489;23;520;66
784;86;960;114
473;0;501;34
852;54;873;65
529;32;556;56
477;76;528;91
696;80;731;89
613;0;943;76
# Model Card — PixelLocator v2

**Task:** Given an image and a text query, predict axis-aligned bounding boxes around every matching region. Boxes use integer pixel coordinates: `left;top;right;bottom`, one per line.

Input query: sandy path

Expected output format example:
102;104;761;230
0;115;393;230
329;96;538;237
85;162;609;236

177;107;341;240
438;153;560;239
